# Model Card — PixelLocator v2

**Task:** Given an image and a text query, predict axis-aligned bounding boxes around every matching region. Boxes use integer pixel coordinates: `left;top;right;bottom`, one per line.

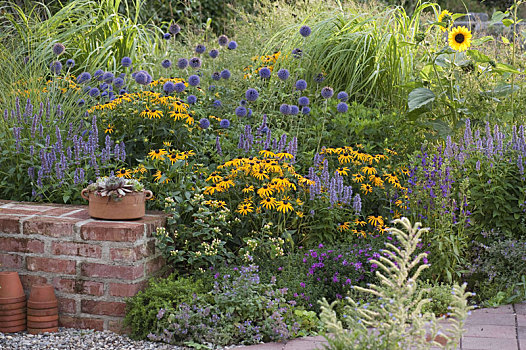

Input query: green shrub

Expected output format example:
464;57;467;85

420;281;456;316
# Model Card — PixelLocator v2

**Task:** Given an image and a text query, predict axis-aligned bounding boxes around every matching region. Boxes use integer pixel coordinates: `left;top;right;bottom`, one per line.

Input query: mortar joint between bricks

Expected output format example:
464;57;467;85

74;218;95;239
18;214;37;235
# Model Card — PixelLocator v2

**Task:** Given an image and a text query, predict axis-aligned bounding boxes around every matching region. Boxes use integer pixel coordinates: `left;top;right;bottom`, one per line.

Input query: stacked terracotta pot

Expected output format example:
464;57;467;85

0;271;27;333
27;284;59;334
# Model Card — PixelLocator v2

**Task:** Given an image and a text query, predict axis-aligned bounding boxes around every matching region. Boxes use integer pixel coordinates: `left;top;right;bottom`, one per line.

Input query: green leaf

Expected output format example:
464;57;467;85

493;63;521;74
502;18;514;27
471;36;495;47
466;50;492;63
408;88;435;113
489;11;509;27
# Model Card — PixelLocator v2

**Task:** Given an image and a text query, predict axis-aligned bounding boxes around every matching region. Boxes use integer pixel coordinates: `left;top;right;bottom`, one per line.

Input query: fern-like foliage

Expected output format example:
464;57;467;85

319;217;473;350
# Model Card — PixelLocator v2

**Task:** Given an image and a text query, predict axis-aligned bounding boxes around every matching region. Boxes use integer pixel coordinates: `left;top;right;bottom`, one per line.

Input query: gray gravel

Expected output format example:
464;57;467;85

0;328;186;350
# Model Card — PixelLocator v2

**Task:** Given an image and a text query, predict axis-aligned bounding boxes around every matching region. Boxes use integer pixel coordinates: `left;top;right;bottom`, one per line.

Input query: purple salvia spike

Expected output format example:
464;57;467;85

216;135;223;156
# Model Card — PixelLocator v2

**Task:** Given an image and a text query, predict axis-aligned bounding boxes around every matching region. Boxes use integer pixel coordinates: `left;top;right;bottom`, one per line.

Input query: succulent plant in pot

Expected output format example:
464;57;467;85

81;176;153;220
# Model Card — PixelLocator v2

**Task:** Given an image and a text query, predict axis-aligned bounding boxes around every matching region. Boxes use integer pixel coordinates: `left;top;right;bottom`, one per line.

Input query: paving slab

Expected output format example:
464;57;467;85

465;312;515;326
461;336;518;350
463;324;517;338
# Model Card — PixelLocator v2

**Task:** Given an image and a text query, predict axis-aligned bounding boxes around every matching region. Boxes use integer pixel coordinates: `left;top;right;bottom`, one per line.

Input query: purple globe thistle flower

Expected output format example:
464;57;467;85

189;57;202;69
277;68;290;80
299;25;312;37
113;77;124;88
163;33;171;40
290;105;299;115
220;69;231;80
109;91;115;100
101;91;108;97
321;86;334;99
314;73;325;83
298;96;309;106
121;57;132;67
177;58;189;69
188;95;197;104
65;59;75;68
161;59;172;69
235;106;247;117
168;23;181;35
89;88;100;97
259;67;271;79
188;75;200;86
280;104;291;115
302;106;311;114
209;49;219;59
163;81;176;94
82;85;91;93
199;118;210;129
219;119;231;128
50;61;62;74
295;79;307;91
218;35;229;46
292;48;302;58
77;72;91;84
134;71;148;85
77;99;85;107
145;73;152;85
213;100;222;107
52;43;65;56
212;72;221;81
100;83;109;91
227;41;238;50
248;108;252;117
94;69;104;81
174;82;185;93
119;73;126;79
195;44;206;54
337;91;349;101
240;99;247;106
245;88;259;101
102;72;114;83
336;102;348;113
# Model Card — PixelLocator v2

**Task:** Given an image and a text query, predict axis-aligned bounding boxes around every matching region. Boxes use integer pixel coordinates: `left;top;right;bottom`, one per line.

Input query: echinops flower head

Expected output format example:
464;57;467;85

52;43;65;56
161;59;172;69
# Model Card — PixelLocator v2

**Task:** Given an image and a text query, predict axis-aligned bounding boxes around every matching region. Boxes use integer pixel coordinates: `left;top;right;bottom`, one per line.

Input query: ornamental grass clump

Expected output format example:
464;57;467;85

319;217;473;350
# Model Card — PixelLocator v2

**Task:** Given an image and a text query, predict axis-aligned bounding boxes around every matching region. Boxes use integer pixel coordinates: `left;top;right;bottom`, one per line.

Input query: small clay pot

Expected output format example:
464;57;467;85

0;301;26;311
0;272;25;299
27;300;58;309
81;190;153;220
0;324;26;333
0;307;26;316
28;326;58;335
28;284;57;303
27;314;58;322
0;295;26;304
0;318;26;327
27;307;58;316
27;320;59;329
0;312;26;322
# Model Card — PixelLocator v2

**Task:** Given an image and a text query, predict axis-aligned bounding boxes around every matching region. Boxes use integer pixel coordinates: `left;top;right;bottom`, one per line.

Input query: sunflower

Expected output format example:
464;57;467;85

367;215;384;227
236;202;254;215
437;10;453;32
337;222;351;232
260;197;277;210
276;199;294;213
361;183;373;194
116;168;132;178
148;149;168;161
448;26;472;52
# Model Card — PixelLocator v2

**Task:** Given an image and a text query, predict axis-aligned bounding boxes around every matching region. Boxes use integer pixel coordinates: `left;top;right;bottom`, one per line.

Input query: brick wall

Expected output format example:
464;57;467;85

0;200;167;332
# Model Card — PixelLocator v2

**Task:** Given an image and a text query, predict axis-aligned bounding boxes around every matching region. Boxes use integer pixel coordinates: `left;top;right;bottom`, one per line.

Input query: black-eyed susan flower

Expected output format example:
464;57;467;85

260;149;276;158
276;199;294;213
104;124;115;134
153;170;170;183
206;172;223;183
449;26;472;52
335;167;350;176
352;173;365;183
257;184;274;198
354;218;367;227
260;197;277;210
384;173;399;185
237;202;254;215
437;10;453;32
148;149;168;161
338;222;351;232
338;152;353;164
275;152;294;160
116;168;132;178
217;179;235;190
361;183;373;194
400;167;410;176
361;166;377;175
140;108;163;119
204;184;220;195
163;141;172;147
167;153;179;165
367;215;384;227
369;174;384;187
253;168;269;181
242;185;254;194
133;164;147;174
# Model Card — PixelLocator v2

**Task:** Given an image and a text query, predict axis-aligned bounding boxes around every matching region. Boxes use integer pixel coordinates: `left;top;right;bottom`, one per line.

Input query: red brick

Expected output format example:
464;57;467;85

81;262;143;280
43;207;85;216
53;278;104;296
81;300;126;317
140;215;166;237
57;297;76;314
107;320;130;334
80;221;145;242
7;204;56;212
19;274;48;291
110;242;153;262
23;217;79;237
0;215;23;234
0;208;44;215
59;315;104;331
0;237;44;253
26;257;76;274
145;256;166;276
63;209;91;220
0;253;23;269
52;242;101;258
109;281;148;297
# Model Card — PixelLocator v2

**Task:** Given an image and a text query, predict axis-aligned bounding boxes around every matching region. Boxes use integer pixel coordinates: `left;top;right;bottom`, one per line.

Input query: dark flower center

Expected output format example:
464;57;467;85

455;34;465;44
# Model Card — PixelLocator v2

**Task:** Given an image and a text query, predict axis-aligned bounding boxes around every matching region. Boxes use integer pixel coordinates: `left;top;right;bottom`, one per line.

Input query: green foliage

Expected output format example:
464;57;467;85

124;273;208;340
420;281;456;316
319;217;473;350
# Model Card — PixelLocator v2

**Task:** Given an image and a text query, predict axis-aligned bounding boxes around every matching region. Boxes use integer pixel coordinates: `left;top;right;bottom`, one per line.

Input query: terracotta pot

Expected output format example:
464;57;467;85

27;314;59;322
28;326;58;334
0;312;26;322
27;320;59;329
0;295;26;304
0;324;26;333
0;308;26;316
27;300;58;309
81;189;153;220
28;284;56;303
0;272;25;299
0;301;26;311
0;318;26;327
27;307;58;316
